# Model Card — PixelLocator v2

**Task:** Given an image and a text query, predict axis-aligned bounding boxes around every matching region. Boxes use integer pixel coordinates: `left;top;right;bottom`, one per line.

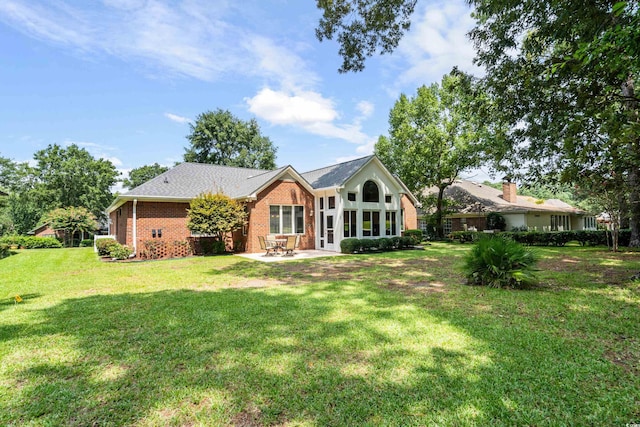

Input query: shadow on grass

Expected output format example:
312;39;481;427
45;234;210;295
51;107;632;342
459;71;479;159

2;279;639;425
0;286;507;426
0;293;42;313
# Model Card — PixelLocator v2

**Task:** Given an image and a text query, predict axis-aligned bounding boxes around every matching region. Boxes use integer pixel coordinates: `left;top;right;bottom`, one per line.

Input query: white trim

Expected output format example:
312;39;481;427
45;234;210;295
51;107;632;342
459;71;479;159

132;199;138;255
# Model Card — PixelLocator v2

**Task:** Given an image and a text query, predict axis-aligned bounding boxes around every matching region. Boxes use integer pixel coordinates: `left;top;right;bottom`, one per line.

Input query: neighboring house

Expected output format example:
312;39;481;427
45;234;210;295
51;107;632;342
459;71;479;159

420;179;596;234
107;155;419;255
28;223;93;243
28;223;61;239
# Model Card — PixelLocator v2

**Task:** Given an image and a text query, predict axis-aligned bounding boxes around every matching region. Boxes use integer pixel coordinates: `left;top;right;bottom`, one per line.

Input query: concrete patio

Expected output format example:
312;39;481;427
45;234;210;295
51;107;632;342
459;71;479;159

236;250;344;262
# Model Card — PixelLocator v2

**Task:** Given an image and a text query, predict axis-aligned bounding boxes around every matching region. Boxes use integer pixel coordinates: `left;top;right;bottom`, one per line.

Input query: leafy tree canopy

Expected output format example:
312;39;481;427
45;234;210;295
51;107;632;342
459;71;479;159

122;163;169;190
375;70;489;236
44;206;98;247
316;0;417;73
33;144;120;221
186;193;247;242
184;109;277;170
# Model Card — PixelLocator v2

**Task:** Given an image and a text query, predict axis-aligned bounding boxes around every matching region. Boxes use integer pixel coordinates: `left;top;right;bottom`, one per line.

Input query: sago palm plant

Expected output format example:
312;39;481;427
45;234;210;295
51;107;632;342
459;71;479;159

463;235;539;289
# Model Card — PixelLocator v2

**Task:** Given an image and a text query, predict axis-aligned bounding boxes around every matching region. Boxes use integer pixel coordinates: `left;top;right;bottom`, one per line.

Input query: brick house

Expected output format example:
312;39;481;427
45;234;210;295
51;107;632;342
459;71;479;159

107;155;419;256
419;179;596;234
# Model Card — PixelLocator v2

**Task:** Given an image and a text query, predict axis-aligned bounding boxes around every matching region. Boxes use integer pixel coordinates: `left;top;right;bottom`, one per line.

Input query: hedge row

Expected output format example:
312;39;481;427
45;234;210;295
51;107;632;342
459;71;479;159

340;236;418;254
0;235;63;249
450;229;632;247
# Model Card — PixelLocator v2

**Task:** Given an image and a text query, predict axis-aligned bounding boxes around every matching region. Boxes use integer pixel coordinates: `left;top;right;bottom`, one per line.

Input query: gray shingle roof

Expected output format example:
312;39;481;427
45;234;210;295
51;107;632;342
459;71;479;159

302;155;374;189
123;162;280;199
424;180;585;214
114;155;417;210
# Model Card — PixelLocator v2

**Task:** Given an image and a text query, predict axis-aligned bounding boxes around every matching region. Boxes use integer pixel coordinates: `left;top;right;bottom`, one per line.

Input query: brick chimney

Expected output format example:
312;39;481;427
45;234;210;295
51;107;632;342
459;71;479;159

502;179;517;203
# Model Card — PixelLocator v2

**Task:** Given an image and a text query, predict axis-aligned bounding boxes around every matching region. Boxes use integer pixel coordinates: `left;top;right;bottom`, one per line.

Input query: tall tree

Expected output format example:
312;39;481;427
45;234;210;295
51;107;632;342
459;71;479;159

316;0;640;245
184;109;277;170
122;163;169;190
468;0;640;245
33;144;120;221
375;71;487;237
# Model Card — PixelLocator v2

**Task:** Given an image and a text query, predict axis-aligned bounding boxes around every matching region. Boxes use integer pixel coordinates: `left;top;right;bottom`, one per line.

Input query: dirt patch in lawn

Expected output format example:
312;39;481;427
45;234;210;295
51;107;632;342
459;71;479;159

538;251;640;287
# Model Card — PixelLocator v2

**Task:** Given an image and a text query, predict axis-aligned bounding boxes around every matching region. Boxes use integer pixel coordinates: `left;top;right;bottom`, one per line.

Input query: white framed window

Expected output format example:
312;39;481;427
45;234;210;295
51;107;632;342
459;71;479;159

443;218;452;235
344;210;357;237
363;210;380;236
270;205;304;234
551;215;570;231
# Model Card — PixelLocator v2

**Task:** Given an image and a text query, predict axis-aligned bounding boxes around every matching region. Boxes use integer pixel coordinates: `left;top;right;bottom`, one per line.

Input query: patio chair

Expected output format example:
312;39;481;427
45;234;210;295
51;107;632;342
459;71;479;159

282;235;297;256
258;236;278;256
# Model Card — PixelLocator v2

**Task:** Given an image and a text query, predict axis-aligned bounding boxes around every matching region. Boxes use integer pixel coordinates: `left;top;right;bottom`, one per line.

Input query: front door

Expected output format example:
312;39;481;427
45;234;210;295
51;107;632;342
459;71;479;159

325;214;335;251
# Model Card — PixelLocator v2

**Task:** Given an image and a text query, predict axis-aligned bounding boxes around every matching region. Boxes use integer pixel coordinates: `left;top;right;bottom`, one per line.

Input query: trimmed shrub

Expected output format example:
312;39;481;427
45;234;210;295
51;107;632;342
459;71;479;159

96;238;119;256
404;229;423;245
486;212;507;231
79;239;94;247
463;235;539;289
340;238;360;254
0;243;10;259
0;235;62;249
200;238;227;255
450;231;480;243
21;237;63;249
359;239;375;251
377;237;394;251
109;244;132;260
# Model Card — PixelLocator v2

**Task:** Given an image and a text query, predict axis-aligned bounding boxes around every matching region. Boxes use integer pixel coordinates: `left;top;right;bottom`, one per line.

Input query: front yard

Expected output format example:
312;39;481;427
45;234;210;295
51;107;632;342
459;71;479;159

1;244;639;426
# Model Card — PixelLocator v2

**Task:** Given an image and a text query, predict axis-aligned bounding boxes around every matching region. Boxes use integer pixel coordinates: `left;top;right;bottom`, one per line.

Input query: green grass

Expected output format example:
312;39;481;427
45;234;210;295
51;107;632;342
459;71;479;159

1;244;639;426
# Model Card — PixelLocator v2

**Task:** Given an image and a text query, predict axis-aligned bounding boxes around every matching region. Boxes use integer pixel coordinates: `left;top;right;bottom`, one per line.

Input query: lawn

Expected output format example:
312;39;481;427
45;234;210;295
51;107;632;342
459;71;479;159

1;244;639;426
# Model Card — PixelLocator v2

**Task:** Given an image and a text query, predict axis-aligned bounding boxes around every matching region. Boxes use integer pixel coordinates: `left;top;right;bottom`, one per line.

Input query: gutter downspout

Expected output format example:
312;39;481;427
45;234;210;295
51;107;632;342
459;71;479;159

132;199;138;256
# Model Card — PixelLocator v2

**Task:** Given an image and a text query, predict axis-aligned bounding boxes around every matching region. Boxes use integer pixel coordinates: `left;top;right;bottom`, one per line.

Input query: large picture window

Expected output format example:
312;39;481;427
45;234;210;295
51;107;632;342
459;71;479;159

270;205;304;234
363;180;379;202
362;211;380;236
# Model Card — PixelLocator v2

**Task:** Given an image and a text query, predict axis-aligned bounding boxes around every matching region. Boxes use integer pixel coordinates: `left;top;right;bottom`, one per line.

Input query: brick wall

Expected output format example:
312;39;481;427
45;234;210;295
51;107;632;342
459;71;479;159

110;201;191;253
33;224;63;239
245;180;316;253
401;195;418;230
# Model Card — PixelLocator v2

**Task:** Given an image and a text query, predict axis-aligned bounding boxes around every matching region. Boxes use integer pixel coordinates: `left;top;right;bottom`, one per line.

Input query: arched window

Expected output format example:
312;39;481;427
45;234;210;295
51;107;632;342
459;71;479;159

363;180;379;202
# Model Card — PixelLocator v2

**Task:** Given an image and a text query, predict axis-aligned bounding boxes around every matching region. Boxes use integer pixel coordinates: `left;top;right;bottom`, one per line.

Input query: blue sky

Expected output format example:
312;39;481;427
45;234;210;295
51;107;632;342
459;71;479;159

0;0;488;186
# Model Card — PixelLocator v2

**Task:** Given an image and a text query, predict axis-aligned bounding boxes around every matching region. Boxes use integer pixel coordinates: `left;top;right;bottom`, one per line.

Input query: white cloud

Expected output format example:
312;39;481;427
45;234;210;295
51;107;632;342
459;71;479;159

246;88;373;146
356;101;374;119
391;0;482;88
164;113;192;124
0;0;307;84
246;88;337;125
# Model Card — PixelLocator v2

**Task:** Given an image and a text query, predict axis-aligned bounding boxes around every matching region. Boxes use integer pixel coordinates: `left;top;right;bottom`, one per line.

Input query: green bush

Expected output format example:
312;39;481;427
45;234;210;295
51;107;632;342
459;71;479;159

198;238;227;255
0;235;62;249
463;235;539;289
486;212;507;231
0;243;10;259
79;239;94;247
96;238;120;256
21;237;63;249
340;238;360;253
109;243;133;260
450;231;480;243
404;229;423;245
377;237;394;251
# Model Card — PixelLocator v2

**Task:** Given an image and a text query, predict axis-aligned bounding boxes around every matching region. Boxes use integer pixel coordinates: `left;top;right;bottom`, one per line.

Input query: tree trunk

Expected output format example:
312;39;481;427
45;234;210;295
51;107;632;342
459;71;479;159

435;186;446;238
628;165;640;247
623;76;640;247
